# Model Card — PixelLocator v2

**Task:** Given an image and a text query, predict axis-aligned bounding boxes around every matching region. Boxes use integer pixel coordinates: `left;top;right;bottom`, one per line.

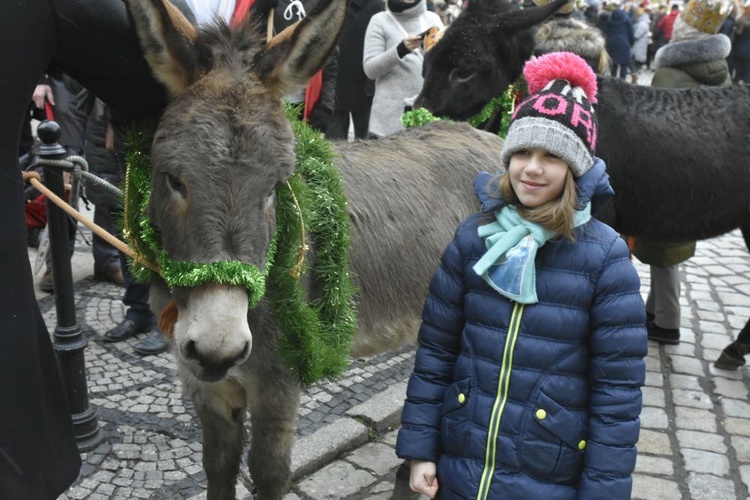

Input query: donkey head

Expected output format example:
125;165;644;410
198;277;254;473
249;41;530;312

126;0;346;381
415;0;567;120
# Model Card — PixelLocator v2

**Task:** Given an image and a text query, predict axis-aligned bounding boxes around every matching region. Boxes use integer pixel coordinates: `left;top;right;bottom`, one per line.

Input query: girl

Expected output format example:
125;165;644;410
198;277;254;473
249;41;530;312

396;52;647;499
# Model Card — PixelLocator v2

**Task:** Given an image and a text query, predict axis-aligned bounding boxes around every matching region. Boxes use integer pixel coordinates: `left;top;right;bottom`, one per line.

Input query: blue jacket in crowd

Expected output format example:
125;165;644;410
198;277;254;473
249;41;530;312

396;159;648;499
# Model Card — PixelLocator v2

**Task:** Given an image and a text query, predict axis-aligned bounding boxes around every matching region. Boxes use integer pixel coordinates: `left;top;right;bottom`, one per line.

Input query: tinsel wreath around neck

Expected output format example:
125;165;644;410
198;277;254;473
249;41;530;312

401;77;527;138
121;106;357;386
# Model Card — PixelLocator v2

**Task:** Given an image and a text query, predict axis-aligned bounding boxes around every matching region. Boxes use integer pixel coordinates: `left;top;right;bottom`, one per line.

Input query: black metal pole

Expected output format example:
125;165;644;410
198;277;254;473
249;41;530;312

38;121;106;452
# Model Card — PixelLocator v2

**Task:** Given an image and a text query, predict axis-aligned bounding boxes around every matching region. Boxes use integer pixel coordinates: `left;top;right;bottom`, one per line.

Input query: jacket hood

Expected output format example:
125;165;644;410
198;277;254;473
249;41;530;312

608;9;629;24
473;157;614;215
655;33;731;69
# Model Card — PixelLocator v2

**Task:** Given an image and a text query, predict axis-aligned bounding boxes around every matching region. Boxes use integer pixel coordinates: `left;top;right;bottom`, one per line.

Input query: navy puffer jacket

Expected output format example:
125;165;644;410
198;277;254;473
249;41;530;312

396;159;647;499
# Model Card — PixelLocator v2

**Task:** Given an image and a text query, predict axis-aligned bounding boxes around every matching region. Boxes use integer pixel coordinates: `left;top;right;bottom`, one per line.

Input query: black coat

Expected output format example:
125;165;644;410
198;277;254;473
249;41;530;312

334;0;384;112
0;1;192;497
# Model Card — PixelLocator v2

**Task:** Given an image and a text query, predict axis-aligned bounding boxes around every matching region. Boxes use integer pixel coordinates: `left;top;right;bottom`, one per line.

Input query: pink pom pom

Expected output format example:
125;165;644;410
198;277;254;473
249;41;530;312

523;52;598;104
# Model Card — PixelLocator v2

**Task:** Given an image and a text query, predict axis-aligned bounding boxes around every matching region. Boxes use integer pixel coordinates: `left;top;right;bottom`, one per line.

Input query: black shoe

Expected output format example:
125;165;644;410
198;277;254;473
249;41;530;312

133;330;170;356
104;318;153;343
715;341;750;370
647;323;680;345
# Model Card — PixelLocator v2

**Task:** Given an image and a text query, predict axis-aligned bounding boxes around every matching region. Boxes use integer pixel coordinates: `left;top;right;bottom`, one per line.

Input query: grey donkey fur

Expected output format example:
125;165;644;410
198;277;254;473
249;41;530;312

125;0;504;497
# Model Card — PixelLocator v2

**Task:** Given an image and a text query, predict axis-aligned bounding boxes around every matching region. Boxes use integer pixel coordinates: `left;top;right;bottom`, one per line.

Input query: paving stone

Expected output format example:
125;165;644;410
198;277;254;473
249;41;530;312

713;378;749;399
635;455;674;476
682;448;729;475
668;355;705;376
724;417;750;437
675;430;727;453
641;386;665;407
631;474;681;500
671;388;714;409
640;406;669;430
721;398;750;418
291;417;369;479
346;443;402;476
644;371;664;387
637;429;672;456
731;435;750;463
674;407;717;433
687;473;736;500
346;381;407;432
669;373;702;391
296;461;376;499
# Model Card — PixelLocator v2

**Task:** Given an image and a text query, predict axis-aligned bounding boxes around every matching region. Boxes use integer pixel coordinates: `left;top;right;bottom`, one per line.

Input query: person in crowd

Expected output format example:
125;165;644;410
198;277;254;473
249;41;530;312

268;0;338;133
733;0;750;82
1;1;196;496
658;3;681;41
648;3;668;66
631;6;652;82
325;0;384;140
363;0;443;137
33;73;88;293
396;52;647;499
602;1;635;78
78;94;170;356
631;0;732;345
79;92;125;286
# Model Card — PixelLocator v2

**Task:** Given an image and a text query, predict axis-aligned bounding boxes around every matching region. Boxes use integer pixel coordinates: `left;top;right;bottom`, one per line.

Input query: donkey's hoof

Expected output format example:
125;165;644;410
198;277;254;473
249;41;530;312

715;341;749;370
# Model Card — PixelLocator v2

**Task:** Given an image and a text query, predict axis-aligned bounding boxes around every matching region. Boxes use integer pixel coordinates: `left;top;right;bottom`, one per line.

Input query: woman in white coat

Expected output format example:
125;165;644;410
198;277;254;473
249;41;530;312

363;0;442;137
632;8;651;80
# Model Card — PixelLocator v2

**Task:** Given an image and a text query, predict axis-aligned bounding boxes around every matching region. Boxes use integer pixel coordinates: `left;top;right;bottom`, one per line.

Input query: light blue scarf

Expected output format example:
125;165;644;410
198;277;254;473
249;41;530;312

472;204;592;304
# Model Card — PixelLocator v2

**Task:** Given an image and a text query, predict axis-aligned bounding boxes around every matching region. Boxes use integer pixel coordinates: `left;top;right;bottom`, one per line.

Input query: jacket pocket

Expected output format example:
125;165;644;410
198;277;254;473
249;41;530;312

440;376;474;456
518;390;588;484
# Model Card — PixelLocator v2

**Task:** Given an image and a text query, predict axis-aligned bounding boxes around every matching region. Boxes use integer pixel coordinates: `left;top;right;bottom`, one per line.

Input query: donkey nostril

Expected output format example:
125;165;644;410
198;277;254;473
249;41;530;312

185;340;199;361
240;341;250;360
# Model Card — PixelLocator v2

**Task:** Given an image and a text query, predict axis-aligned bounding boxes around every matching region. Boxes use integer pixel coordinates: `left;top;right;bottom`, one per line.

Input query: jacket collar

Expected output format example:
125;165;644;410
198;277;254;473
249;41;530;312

474;157;614;215
655;34;732;69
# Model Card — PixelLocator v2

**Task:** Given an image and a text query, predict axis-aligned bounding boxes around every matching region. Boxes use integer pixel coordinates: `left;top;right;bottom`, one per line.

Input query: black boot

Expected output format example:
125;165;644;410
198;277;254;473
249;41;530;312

715;341;750;370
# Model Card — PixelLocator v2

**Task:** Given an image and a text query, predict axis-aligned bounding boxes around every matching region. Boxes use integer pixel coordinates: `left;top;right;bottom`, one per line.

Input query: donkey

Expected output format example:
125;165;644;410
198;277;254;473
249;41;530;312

125;0;504;497
415;0;750;368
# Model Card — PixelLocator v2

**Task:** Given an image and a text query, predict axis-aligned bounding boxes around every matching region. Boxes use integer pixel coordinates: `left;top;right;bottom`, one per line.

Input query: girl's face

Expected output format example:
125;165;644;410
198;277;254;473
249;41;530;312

508;148;570;208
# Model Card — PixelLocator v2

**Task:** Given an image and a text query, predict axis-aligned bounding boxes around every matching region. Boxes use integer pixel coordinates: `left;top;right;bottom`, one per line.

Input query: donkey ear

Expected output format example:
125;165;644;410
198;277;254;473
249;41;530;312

493;0;568;33
126;0;202;96
252;0;347;99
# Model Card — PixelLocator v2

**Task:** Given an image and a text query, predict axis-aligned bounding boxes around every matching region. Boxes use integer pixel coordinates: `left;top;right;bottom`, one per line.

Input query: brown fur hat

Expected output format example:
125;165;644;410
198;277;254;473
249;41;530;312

533;18;609;74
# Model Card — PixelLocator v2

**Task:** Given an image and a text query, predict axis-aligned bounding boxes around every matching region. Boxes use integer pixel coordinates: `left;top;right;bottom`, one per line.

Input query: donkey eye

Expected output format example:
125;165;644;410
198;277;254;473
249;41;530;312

165;173;187;198
448;68;476;84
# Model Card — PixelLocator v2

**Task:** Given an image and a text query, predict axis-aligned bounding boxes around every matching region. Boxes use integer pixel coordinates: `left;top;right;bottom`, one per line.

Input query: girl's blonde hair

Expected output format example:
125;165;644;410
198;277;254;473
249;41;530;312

498;168;580;239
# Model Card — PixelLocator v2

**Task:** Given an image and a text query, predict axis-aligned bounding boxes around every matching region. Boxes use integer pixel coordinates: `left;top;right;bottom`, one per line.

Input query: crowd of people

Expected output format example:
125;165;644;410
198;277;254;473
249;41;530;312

3;0;748;498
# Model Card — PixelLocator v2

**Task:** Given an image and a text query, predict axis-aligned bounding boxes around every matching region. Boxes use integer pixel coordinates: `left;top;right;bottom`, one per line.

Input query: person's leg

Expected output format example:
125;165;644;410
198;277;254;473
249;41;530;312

325;109;350;140
92;204;124;284
352;110;372;140
648;264;681;344
0;1;81;497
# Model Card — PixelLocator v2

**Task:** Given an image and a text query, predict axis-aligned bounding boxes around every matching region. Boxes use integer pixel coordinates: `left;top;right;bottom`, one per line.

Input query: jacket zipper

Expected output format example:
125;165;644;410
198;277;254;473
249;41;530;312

476;302;524;500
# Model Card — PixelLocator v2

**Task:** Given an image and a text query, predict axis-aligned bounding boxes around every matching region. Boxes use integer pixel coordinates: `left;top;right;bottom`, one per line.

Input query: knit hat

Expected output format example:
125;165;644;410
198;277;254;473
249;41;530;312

679;0;730;34
501;52;598;178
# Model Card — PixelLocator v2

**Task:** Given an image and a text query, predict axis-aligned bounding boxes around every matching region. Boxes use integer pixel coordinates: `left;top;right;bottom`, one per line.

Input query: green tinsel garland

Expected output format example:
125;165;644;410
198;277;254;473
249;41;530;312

401;78;527;139
122;107;356;386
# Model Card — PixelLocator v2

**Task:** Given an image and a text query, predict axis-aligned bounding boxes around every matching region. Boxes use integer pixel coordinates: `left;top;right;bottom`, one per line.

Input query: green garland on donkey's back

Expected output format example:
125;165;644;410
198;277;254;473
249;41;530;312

121;106;357;386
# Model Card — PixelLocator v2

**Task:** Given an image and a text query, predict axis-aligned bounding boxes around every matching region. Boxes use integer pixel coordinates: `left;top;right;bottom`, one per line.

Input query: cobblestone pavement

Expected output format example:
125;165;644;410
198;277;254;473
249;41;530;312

37;222;750;500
